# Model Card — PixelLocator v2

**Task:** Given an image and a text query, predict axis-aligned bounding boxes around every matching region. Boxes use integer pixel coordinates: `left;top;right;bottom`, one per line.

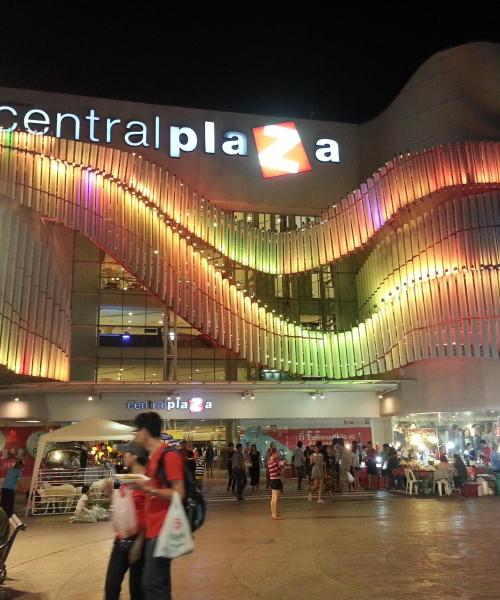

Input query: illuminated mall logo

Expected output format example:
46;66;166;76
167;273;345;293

0;105;340;178
127;397;212;412
253;122;312;178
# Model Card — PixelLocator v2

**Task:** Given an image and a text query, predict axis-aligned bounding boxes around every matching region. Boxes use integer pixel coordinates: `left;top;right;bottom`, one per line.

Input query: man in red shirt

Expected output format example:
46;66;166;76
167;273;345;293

133;412;185;600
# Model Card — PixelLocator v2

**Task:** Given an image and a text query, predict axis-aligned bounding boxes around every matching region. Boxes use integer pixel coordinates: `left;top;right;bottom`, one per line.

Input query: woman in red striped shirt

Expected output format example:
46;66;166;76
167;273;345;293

268;446;284;520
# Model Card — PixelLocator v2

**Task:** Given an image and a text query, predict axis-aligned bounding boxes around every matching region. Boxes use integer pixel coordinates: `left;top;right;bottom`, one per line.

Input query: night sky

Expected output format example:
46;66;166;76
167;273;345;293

0;10;499;123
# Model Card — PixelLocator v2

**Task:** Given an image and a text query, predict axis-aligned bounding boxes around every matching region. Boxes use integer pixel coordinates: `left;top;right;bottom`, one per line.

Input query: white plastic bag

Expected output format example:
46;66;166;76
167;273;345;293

154;492;194;559
111;486;137;538
347;471;355;483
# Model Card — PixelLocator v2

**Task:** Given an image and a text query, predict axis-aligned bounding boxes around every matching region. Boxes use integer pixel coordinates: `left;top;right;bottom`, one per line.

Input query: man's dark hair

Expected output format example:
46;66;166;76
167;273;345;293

137;455;148;467
236;443;242;450
228;442;234;447
297;441;303;448
134;412;162;438
82;485;90;494
181;440;187;445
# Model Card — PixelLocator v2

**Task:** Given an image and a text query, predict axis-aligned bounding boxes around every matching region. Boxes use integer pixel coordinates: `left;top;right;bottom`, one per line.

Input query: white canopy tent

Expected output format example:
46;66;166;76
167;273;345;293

28;417;135;513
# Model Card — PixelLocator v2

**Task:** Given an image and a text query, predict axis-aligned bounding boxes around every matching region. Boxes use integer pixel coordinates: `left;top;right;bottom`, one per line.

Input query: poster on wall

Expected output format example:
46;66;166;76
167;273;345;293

0;426;52;477
264;427;372;451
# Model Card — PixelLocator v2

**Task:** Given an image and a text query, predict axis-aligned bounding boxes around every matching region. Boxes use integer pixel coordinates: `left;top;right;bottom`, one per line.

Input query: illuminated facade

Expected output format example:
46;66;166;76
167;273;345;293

1;132;499;382
0;42;499;430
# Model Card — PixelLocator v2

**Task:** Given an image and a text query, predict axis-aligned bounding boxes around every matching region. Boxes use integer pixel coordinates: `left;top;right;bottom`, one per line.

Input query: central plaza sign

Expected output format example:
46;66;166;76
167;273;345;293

127;397;212;413
0;105;340;178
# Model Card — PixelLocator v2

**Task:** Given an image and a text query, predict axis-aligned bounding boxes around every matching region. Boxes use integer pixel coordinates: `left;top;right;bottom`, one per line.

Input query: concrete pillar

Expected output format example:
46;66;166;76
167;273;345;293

370;417;393;448
225;421;234;444
70;233;101;381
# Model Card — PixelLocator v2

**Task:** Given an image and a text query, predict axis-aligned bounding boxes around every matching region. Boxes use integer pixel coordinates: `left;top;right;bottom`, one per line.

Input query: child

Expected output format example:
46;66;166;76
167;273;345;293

71;485;97;522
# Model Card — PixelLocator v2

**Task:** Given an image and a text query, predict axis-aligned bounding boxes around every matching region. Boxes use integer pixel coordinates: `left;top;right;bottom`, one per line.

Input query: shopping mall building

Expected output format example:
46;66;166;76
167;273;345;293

0;42;499;460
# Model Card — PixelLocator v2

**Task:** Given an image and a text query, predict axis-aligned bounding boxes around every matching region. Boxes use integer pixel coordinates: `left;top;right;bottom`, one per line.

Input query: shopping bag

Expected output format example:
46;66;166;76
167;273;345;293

111;487;137;538
347;471;355;484
154;492;195;559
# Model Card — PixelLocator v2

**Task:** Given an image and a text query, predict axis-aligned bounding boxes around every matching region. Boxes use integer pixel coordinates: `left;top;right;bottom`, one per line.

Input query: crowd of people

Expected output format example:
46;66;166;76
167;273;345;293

218;435;500;514
222;438;370;518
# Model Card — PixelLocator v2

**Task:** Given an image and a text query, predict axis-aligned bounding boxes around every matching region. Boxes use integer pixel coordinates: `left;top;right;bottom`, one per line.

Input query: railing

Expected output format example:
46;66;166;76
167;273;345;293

31;467;112;516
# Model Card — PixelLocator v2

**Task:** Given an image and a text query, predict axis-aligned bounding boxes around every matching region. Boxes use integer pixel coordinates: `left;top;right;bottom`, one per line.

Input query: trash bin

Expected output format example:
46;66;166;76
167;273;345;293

495;473;500;495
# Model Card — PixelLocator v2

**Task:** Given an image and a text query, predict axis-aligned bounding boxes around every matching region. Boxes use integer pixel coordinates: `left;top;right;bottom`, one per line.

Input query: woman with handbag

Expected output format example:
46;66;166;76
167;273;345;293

104;443;148;600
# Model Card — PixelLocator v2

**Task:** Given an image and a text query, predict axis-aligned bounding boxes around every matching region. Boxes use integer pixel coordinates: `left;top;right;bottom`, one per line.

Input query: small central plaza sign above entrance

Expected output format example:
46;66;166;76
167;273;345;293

0;105;340;179
127;397;213;413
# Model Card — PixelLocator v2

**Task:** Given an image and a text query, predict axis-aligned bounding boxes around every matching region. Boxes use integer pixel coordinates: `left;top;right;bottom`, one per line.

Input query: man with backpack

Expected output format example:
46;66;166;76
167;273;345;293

133;412;185;599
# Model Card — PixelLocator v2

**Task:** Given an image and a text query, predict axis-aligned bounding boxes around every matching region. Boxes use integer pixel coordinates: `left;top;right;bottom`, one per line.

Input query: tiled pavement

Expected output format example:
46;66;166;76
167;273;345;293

1;483;498;599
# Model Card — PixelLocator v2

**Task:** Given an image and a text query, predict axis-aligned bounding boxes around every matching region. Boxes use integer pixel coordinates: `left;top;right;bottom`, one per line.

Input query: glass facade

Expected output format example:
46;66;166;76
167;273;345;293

70;210;359;383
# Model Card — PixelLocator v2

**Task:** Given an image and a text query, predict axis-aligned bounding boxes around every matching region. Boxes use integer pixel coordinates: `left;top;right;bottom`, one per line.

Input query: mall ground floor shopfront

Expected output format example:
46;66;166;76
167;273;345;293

0;381;397;475
1;357;500;473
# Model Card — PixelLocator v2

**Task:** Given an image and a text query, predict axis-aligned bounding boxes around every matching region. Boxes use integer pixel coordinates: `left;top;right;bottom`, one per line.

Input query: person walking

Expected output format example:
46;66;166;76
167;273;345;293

185;449;196;480
105;443;147;600
308;444;326;503
292;441;306;490
179;440;189;461
304;444;314;484
226;442;236;493
386;447;401;490
194;447;206;490
338;442;353;492
232;443;247;501
365;441;378;490
1;460;23;517
205;442;214;479
268;446;284;519
351;441;362;490
79;443;89;469
132;412;185;600
249;444;261;491
325;446;337;502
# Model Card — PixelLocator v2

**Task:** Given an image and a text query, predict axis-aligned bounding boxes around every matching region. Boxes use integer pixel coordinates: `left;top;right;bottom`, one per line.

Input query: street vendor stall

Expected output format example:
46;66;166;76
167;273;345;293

392;459;497;497
28;417;135;516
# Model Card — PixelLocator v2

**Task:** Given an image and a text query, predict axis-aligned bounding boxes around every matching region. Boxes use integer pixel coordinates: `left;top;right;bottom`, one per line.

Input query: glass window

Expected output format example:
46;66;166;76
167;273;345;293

85;206;360;383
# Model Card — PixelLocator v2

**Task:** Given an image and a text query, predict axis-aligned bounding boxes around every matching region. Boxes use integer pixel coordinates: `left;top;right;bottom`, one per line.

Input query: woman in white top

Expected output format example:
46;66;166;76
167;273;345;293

339;444;354;492
71;485;97;523
308;444;326;503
